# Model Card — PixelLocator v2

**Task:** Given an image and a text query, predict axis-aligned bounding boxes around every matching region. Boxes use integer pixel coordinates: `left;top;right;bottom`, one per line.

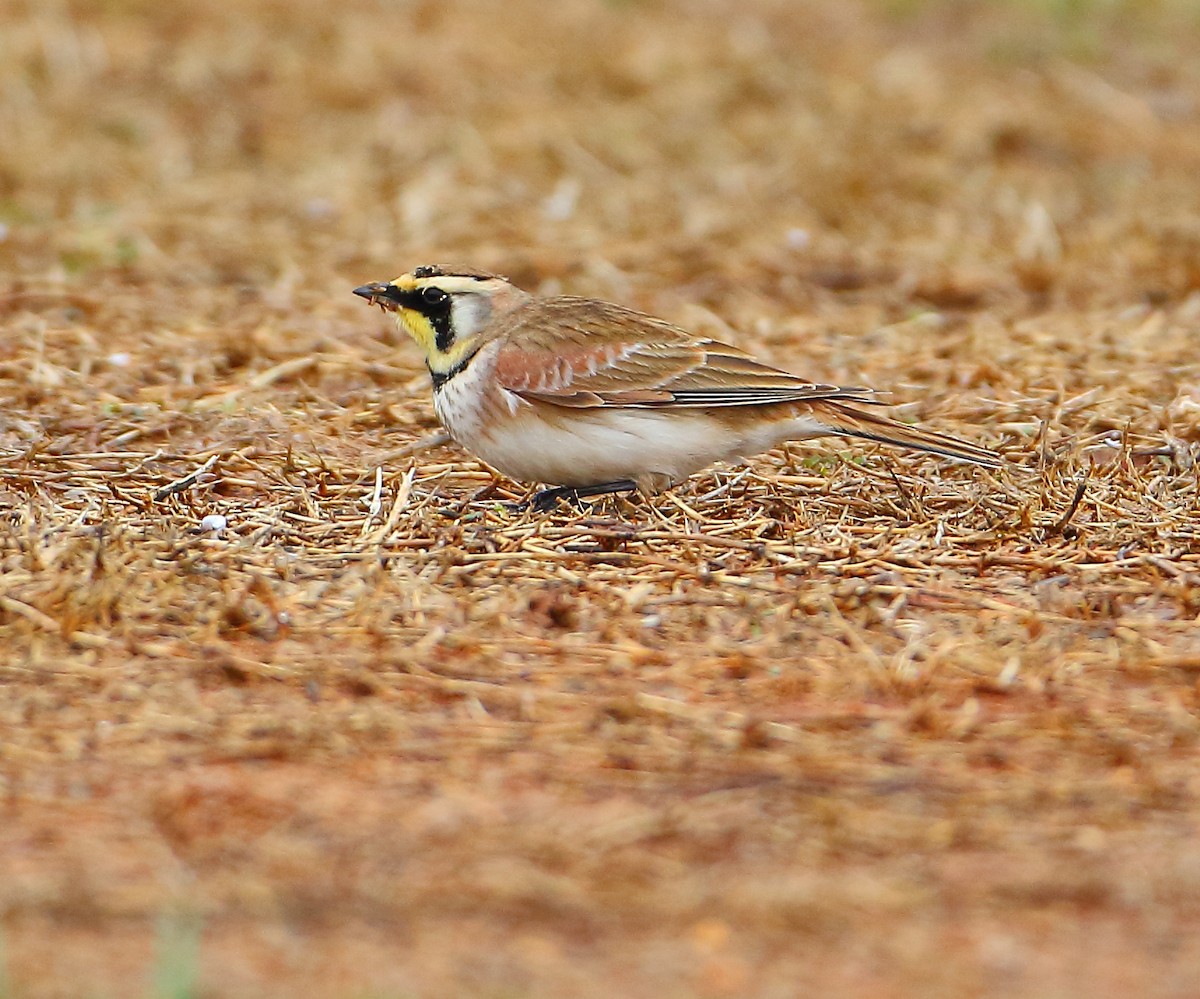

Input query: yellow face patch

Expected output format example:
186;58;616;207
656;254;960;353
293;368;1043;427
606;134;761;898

392;300;479;375
394;307;437;355
360;269;498;375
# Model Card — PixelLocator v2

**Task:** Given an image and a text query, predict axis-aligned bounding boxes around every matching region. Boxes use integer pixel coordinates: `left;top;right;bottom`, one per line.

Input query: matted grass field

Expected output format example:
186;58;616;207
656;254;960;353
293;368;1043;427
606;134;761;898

3;0;1200;995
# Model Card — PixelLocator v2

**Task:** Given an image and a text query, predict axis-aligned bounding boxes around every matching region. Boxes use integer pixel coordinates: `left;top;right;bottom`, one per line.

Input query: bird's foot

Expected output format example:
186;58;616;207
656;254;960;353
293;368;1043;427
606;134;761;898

516;480;641;513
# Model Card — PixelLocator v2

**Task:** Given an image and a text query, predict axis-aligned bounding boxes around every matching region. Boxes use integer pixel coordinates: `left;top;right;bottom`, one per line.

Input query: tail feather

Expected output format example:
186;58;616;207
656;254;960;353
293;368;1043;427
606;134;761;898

822;402;1002;468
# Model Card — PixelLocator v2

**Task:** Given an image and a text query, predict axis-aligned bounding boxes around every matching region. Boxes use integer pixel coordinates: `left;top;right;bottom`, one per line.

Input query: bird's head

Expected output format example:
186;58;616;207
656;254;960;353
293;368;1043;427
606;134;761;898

353;264;529;377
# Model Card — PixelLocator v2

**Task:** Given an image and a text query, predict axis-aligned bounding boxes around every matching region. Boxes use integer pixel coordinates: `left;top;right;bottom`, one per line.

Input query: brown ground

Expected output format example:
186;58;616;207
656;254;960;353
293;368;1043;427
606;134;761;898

3;1;1200;996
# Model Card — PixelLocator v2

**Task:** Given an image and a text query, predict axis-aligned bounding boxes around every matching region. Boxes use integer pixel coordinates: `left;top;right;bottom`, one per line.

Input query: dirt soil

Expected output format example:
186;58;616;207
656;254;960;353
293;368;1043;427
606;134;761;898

3;1;1200;996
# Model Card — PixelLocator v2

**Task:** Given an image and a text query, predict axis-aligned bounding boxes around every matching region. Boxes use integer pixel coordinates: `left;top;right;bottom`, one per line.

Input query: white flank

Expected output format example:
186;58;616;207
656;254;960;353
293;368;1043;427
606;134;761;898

476;408;722;487
470;409;834;488
433;341;837;487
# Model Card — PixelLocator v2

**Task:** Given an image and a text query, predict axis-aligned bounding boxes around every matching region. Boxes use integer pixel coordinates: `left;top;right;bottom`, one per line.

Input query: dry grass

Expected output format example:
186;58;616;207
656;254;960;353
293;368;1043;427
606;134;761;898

3;0;1200;996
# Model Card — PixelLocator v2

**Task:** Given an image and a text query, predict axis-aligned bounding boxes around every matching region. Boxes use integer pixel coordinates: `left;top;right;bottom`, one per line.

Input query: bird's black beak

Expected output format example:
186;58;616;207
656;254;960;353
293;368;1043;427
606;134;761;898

353;282;385;302
353;282;403;310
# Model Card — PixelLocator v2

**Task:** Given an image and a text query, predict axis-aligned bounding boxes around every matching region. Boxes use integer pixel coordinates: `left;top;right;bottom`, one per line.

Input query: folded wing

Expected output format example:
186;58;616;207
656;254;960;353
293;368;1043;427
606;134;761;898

492;297;883;409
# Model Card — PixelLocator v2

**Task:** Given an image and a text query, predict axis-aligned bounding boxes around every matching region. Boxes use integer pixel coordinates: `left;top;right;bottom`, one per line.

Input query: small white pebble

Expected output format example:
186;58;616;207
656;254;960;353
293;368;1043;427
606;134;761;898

997;658;1020;688
785;227;811;250
542;177;581;221
107;352;131;367
305;197;337;221
200;514;227;532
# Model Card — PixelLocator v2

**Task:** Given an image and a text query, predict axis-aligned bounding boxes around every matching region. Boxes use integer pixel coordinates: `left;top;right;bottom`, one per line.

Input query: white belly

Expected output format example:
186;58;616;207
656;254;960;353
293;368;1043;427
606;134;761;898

473;407;724;487
431;343;832;487
469;405;833;488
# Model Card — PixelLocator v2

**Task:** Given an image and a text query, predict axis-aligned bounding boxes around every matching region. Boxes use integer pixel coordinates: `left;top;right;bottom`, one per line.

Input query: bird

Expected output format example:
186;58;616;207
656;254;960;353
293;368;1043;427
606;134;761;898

353;264;1001;511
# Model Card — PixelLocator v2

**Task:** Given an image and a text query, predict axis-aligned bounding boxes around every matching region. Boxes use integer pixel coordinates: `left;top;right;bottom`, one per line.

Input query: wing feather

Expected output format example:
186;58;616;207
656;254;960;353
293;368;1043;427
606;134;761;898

492;298;883;409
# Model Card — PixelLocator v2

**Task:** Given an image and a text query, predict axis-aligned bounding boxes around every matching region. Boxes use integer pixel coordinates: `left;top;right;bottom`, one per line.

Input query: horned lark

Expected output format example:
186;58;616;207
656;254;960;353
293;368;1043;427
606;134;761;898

354;265;1001;510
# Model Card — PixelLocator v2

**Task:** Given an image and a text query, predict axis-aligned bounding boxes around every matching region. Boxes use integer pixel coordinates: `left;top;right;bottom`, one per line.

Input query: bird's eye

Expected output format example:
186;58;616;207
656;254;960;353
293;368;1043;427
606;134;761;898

422;286;448;306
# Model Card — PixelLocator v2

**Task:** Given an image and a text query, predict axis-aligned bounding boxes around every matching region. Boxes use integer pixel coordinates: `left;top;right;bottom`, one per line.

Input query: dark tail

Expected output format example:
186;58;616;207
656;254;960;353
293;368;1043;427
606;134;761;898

822;402;1002;468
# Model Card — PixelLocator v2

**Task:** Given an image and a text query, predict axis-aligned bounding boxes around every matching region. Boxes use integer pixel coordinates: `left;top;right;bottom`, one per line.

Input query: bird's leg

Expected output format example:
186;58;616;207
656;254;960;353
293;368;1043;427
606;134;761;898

529;479;640;513
470;481;504;504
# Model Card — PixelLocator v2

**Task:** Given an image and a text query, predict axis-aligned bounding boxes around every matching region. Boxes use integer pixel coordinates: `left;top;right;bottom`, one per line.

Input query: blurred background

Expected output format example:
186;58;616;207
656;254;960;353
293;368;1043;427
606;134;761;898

2;0;1198;435
4;0;1199;311
3;2;1200;997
